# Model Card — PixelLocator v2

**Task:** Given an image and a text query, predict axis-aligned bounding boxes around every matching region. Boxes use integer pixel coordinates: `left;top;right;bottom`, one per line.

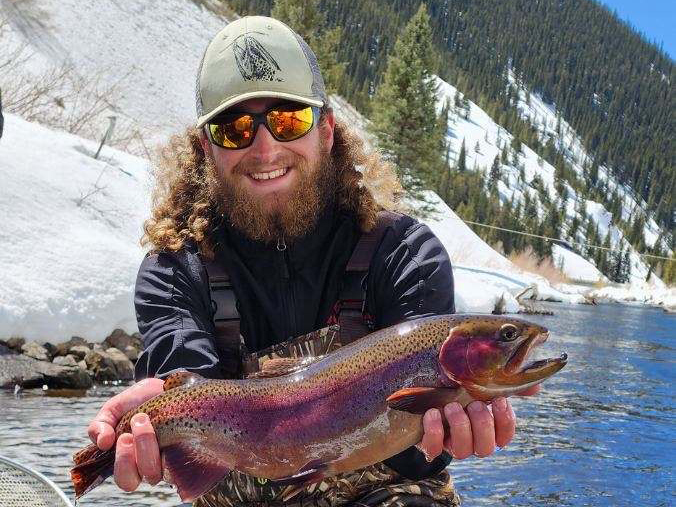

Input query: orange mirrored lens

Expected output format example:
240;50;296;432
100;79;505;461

267;106;314;141
209;115;254;148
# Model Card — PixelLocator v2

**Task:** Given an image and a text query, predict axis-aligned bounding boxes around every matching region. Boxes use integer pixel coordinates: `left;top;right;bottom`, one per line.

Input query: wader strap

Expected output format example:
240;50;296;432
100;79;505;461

334;210;401;345
203;259;243;379
205;210;402;376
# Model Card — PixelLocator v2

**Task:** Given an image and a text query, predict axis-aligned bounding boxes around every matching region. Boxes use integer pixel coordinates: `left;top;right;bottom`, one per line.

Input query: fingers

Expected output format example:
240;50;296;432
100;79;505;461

88;378;165;450
419;409;445;461
467;401;496;457
131;413;162;485
492;397;516;448
114;433;141;492
443;402;473;459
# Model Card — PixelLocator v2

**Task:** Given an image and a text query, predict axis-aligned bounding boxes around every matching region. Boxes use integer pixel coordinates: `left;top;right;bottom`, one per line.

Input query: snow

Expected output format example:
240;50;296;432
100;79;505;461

433;75;667;288
0;1;671;342
0;114;150;342
552;245;605;283
1;0;231;143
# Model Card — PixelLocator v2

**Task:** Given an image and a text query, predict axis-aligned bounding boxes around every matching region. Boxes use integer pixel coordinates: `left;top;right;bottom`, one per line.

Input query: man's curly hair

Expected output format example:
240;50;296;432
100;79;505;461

141;113;402;259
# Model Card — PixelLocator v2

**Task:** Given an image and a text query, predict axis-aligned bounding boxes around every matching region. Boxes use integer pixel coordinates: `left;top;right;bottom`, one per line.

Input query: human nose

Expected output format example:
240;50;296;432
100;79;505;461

248;122;282;163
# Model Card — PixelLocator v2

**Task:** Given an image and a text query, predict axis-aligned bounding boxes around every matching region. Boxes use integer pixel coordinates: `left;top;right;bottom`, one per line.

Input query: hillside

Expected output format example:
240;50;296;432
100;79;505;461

230;0;675;264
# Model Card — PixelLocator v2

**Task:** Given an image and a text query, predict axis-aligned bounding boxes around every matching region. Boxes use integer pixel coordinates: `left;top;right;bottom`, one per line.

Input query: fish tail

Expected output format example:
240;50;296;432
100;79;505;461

70;443;115;498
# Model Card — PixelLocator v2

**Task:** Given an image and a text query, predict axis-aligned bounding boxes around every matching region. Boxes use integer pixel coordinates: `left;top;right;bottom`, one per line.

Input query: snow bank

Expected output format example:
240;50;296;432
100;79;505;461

0;114;150;342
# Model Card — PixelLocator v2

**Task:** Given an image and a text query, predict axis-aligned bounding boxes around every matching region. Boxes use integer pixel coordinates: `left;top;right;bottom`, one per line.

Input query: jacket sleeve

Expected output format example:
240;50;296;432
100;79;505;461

133;250;224;381
368;215;455;480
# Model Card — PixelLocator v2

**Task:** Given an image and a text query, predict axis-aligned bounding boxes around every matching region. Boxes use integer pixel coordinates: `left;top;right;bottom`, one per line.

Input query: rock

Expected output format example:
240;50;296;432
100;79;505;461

53;354;78;367
5;337;26;351
0;344;92;389
104;329;142;351
84;350;118;381
106;347;135;380
41;365;93;390
77;359;88;371
69;345;91;360
123;345;139;362
55;337;89;357
42;342;57;360
21;342;49;361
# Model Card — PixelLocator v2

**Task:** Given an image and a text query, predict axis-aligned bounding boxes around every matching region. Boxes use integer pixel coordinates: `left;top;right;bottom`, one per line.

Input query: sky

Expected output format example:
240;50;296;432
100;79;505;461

598;0;675;59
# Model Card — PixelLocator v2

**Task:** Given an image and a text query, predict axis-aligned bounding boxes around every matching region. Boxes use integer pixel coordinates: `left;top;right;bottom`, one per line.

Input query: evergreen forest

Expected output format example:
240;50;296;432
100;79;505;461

228;0;674;283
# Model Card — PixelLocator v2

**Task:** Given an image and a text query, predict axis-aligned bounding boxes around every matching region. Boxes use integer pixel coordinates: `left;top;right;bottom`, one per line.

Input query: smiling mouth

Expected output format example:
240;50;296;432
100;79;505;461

249;167;289;181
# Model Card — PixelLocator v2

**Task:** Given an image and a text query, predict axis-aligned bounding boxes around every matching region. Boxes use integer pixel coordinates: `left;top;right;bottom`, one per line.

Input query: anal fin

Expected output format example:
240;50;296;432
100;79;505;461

162;442;230;501
386;386;460;414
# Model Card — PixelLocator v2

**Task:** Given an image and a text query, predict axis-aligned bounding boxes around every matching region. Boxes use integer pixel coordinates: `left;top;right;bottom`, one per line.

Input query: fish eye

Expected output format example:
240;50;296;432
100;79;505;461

499;324;519;341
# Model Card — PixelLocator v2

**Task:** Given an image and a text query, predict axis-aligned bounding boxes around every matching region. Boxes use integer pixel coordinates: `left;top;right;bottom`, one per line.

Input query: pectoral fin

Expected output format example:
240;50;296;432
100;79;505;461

386;387;460;414
162;443;230;501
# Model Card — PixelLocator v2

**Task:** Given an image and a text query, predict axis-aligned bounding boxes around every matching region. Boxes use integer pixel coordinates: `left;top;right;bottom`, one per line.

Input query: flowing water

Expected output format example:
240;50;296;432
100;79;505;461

0;303;674;506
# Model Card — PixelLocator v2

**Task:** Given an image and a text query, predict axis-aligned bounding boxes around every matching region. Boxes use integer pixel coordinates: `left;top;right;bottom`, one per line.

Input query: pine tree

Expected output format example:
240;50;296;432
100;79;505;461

369;4;442;195
489;155;501;186
457;139;467;173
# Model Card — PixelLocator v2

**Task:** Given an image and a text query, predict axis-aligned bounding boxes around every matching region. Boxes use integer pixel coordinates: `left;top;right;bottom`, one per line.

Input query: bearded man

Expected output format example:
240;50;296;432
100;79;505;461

87;16;538;506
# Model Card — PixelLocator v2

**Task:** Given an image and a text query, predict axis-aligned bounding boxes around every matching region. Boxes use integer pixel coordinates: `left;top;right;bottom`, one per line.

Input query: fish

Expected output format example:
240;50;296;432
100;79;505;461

71;314;567;502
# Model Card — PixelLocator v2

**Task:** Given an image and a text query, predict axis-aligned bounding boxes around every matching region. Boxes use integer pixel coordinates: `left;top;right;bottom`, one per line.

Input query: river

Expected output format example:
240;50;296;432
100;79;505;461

1;303;674;506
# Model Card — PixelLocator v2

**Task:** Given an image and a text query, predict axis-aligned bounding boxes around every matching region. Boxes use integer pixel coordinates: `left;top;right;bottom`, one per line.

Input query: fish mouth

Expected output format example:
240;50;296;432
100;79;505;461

505;330;567;382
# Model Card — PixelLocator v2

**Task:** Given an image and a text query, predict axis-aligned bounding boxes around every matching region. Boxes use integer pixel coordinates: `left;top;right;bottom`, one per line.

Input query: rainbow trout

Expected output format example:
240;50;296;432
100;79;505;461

71;314;567;502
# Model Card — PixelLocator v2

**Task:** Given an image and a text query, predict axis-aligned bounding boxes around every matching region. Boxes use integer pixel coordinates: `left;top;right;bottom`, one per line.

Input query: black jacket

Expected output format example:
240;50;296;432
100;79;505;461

134;205;455;480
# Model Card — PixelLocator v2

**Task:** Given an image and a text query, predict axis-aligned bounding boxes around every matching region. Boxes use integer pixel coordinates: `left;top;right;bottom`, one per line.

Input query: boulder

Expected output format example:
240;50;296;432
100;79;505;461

53;354;78;367
0;344;92;389
104;329;142;351
106;347;135;380
77;359;88;371
84;350;118;381
69;345;91;360
21;342;49;361
123;345;139;362
55;336;89;357
5;337;26;351
42;342;58;360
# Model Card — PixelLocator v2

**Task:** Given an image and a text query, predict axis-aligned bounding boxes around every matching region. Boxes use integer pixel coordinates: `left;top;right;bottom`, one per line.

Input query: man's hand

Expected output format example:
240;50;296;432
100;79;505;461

418;385;540;461
87;378;165;491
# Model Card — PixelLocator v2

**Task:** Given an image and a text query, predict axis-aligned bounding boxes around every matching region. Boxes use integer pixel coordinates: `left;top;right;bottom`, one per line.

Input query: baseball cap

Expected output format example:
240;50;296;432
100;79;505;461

195;16;328;128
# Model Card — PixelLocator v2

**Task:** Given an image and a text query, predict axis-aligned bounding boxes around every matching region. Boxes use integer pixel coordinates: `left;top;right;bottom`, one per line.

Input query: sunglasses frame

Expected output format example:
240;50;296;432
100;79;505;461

206;104;321;150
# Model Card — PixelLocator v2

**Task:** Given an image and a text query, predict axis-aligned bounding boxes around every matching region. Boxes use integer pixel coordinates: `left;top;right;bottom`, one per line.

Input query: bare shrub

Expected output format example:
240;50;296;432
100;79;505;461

509;246;570;285
0;14;151;157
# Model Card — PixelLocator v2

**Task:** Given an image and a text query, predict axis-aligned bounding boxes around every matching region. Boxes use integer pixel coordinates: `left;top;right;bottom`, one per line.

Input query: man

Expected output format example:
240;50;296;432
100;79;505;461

88;16;536;506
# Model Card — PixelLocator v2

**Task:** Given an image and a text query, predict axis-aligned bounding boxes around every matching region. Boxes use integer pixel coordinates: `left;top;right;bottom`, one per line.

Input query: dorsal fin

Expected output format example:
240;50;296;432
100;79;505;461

163;371;207;391
246;356;321;379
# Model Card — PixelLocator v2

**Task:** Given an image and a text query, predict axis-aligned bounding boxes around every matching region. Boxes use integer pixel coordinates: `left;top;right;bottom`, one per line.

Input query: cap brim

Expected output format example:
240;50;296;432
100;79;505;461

196;91;324;128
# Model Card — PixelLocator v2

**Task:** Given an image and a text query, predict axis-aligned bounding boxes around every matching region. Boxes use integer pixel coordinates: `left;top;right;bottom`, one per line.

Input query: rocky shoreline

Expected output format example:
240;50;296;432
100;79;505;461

0;329;141;390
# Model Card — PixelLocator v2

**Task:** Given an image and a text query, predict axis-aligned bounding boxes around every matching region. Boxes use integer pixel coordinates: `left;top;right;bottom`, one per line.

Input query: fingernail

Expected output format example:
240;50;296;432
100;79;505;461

445;402;463;415
425;409;441;423
493;398;507;412
132;413;149;426
468;401;484;413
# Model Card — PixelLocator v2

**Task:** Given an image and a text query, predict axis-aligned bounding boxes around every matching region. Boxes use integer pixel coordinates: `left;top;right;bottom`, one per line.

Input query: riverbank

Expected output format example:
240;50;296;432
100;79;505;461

0;329;141;389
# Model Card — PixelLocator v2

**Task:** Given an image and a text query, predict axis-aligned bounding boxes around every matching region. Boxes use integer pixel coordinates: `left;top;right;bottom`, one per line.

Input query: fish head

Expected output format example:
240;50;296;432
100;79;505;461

438;316;567;400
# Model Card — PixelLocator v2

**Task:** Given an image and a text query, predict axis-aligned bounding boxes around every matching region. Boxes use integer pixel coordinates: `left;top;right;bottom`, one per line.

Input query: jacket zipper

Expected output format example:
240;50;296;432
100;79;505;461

277;237;297;339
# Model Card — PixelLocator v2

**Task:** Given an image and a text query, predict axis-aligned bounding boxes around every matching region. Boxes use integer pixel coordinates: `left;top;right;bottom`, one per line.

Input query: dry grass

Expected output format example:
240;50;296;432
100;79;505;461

509;246;570;285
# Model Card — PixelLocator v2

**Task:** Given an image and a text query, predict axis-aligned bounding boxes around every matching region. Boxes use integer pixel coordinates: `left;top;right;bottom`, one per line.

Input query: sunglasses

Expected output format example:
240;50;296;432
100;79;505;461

207;104;320;149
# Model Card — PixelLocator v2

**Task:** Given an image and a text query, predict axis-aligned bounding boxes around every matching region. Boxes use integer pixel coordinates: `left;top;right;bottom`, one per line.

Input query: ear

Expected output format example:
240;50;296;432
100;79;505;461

319;109;335;153
198;129;212;155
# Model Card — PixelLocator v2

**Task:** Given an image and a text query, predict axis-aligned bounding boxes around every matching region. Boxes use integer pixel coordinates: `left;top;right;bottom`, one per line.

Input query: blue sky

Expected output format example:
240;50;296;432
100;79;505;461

598;0;675;59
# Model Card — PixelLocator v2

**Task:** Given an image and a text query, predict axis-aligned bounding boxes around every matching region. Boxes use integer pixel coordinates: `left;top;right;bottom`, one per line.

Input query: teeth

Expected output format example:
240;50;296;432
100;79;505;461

251;167;288;181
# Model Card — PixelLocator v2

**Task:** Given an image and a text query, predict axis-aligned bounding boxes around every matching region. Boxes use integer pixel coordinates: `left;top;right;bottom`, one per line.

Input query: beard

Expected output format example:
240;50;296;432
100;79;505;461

210;143;337;244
